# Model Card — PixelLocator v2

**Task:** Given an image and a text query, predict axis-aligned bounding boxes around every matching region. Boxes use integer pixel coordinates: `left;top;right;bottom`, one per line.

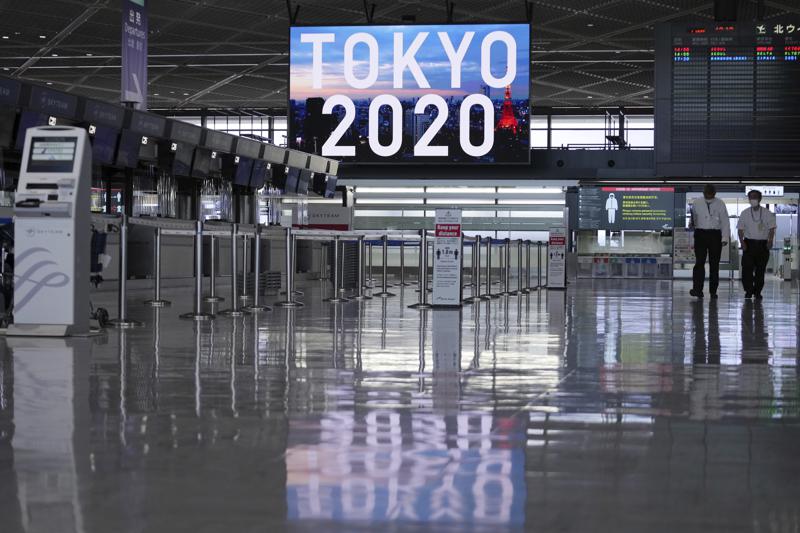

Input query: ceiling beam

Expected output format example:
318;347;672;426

175;56;286;108
11;0;108;77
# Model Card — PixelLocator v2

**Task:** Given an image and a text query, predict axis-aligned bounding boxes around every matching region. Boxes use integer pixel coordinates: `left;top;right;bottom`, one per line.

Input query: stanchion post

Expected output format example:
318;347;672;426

338;236;350;299
537;241;543;289
179;220;214;321
544;242;549;287
244;225;270;313
145;226;171;307
325;235;346;303
353;235;371;301
499;238;513;296
203;235;223;303
240;234;251;303
515;239;524;295
109;214;145;327
367;242;374;286
465;235;483;303
399;240;411;286
523;240;532;293
290;233;304;296
471;237;478;288
486;237;499;299
409;230;432;309
276;226;304;308
375;234;395;297
219;224;245;316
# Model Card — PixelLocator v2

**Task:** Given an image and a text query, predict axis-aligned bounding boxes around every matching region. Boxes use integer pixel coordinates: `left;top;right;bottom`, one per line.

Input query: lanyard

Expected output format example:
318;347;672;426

750;207;762;224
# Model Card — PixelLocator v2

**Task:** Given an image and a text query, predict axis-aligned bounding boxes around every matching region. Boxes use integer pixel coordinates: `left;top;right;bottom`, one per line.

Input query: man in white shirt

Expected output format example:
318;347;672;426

690;184;730;299
737;189;776;300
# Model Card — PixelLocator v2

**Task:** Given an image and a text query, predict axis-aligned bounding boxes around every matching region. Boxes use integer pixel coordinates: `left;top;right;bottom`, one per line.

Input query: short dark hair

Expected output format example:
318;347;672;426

748;189;762;200
703;184;716;197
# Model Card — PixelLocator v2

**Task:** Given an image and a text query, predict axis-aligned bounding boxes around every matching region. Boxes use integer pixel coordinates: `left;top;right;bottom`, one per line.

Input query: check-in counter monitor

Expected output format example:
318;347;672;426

9;126;91;336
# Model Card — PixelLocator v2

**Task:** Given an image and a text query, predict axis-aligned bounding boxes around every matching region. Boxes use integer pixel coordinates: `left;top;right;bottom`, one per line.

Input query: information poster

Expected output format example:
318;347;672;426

673;228;695;262
432;208;462;306
547;225;567;289
579;187;675;231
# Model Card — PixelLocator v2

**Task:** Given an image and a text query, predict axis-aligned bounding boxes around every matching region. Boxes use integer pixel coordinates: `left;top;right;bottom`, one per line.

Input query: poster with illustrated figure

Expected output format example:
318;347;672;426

579;187;675;231
433;209;462;306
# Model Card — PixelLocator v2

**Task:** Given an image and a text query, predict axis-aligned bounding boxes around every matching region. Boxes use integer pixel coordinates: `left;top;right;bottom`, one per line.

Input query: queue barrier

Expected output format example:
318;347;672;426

96;218;552;326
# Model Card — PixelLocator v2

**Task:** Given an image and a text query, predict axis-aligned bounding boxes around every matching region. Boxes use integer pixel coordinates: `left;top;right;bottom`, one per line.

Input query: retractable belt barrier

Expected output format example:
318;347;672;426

103;220;546;324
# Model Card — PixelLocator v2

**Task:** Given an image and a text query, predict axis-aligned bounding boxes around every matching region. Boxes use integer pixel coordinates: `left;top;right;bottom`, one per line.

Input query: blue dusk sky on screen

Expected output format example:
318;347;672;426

289;24;530;101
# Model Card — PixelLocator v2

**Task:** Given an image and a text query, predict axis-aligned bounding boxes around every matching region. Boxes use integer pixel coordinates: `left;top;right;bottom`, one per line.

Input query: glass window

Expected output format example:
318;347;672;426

550;129;606;148
551;115;606;129
532;129;548;148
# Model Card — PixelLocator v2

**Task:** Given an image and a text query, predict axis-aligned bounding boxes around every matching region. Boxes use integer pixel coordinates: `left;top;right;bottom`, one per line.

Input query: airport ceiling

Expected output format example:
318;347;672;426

0;0;797;115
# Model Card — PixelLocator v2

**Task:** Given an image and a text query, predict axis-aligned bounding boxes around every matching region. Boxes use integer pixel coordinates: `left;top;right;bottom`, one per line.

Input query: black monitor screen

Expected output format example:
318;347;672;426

234;157;254;186
115;130;142;168
297;169;312;195
284;167;300;193
250;160;268;189
0;108;16;149
91;125;119;165
15;110;48;151
27;136;77;173
324;175;337;198
191;148;211;179
173;144;193;177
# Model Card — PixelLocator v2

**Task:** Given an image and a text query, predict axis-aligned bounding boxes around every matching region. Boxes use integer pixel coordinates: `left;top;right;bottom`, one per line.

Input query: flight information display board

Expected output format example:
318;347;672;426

655;21;800;176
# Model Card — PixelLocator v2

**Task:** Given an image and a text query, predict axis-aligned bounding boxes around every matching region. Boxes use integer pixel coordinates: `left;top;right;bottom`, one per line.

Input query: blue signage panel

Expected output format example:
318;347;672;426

121;0;148;109
0;77;21;107
28;86;78;119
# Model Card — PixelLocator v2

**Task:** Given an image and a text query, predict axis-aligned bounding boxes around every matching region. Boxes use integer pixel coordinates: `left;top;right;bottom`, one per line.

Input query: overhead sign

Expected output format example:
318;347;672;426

121;0;148;109
432;208;462;306
579;187;675;231
289;24;530;163
746;185;784;197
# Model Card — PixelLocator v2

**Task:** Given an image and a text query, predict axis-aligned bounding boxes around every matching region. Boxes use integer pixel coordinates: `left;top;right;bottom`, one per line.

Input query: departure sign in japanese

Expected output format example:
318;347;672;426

579;187;675;231
121;0;147;109
289;24;530;163
656;21;800;175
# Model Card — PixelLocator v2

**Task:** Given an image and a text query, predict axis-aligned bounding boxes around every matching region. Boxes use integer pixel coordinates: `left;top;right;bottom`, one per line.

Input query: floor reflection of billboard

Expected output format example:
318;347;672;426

289;24;530;163
286;411;526;526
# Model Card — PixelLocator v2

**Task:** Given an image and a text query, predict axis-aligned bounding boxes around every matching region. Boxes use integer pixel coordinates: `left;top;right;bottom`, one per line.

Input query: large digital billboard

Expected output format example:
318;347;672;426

289;24;530;164
578;187;675;231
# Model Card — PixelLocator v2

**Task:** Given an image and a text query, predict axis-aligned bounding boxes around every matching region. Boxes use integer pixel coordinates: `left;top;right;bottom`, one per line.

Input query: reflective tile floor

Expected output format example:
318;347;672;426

1;279;799;533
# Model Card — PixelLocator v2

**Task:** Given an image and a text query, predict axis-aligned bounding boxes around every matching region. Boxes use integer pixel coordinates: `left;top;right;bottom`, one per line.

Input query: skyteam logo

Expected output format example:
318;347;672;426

14;247;70;312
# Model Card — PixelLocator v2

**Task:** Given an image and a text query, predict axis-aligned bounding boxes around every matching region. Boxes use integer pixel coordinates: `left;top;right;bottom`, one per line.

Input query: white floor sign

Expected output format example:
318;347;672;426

547;225;567;289
432;208;463;306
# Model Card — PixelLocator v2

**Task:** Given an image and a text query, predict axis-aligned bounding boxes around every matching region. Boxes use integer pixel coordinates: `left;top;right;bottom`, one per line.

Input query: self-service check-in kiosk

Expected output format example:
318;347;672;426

8;126;91;336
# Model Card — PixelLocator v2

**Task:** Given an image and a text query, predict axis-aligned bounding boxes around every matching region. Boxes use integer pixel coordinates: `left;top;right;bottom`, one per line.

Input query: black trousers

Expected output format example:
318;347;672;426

693;229;723;295
741;239;770;296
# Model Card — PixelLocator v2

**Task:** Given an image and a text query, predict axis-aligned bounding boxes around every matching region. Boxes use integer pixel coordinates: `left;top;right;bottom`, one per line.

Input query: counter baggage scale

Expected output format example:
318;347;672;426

8;126;91;336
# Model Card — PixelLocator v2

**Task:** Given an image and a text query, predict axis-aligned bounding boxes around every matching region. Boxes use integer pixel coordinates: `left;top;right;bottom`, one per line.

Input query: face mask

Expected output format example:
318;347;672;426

750;199;759;208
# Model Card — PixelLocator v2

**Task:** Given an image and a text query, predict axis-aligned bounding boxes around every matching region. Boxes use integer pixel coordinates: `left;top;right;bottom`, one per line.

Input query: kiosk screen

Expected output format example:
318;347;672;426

27;136;77;173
